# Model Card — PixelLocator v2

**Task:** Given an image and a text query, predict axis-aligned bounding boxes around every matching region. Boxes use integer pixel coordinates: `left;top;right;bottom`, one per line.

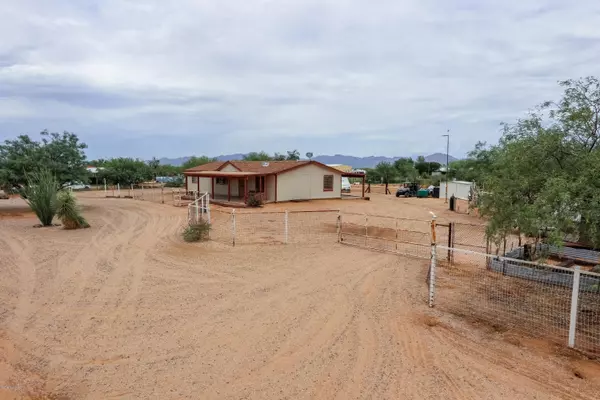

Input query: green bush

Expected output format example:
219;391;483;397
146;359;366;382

56;190;90;229
182;220;211;242
246;193;263;207
22;169;59;226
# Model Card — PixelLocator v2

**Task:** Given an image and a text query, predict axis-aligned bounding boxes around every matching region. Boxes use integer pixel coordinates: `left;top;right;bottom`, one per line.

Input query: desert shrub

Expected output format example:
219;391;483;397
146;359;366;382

182;220;211;242
56;190;90;229
246;193;263;207
21;169;59;226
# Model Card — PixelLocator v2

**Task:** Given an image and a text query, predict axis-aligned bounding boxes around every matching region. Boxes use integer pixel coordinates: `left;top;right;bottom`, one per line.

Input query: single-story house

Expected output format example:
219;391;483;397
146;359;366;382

183;160;366;205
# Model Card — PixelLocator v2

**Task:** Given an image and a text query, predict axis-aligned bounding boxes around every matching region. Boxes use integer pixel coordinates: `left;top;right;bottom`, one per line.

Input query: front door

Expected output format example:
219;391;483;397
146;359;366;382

239;178;245;200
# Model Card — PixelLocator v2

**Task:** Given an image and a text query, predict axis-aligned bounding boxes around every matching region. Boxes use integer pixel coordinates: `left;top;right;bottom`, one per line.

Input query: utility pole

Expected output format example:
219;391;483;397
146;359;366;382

442;131;450;203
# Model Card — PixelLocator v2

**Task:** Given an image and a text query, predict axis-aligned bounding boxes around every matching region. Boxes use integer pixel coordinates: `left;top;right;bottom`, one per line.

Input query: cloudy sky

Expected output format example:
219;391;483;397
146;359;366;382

1;0;599;160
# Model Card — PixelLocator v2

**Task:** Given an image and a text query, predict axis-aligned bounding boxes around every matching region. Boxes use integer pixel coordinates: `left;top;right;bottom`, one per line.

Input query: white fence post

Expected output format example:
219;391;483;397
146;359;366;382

104;179;107;197
232;209;236;247
207;194;211;224
568;266;581;348
284;210;289;244
429;214;437;308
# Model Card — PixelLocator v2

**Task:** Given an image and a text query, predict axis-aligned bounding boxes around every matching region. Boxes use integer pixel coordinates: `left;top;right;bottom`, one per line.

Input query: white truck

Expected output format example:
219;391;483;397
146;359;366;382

341;177;351;193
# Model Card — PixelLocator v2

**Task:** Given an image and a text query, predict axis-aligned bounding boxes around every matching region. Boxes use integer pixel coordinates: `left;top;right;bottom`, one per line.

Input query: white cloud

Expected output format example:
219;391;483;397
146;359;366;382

1;0;600;158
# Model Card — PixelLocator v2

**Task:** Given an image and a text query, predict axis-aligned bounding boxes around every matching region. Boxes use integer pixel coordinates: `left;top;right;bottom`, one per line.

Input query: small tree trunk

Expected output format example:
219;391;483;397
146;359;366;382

523;244;532;261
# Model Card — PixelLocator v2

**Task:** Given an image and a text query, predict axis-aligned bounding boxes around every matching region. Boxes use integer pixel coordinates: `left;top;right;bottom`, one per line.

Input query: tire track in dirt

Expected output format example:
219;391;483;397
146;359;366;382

3;196;600;399
1;232;36;336
69;201;183;335
28;205;131;335
429;325;590;400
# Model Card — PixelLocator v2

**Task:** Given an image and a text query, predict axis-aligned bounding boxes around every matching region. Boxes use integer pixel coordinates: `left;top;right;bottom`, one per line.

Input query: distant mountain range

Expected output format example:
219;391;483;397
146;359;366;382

159;152;458;169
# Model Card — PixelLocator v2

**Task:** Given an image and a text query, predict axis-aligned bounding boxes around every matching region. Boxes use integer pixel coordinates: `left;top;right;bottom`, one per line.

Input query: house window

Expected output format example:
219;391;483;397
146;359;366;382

191;176;198;183
216;177;228;185
323;175;334;191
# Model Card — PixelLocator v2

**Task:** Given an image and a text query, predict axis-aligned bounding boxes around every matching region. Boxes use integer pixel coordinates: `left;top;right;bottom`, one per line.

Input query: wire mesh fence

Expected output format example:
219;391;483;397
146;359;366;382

208;209;340;246
431;245;600;357
339;212;431;259
287;210;340;244
436;222;523;256
104;184;195;206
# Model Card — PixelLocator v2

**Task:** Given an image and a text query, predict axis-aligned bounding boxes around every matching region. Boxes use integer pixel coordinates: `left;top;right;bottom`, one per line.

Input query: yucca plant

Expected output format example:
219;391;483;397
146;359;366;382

22;169;59;226
56;190;90;229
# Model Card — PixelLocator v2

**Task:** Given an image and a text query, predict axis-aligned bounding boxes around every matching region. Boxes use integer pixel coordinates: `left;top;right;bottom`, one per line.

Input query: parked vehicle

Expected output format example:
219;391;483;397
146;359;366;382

396;182;420;197
341;177;351;193
65;182;91;191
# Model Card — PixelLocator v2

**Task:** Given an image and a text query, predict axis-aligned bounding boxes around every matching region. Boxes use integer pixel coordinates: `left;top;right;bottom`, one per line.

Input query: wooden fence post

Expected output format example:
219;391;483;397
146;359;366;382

364;214;368;247
232;209;236;247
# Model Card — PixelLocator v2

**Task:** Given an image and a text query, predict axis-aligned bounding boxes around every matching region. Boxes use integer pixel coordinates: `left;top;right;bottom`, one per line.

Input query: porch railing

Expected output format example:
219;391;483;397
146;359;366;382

188;192;210;224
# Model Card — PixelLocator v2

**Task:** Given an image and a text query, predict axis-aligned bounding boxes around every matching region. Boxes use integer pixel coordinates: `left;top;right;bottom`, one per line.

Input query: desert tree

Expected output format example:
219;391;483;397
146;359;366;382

286;150;301;160
374;161;396;194
0;130;88;189
479;76;600;255
180;156;217;171
242;151;273;161
97;158;153;185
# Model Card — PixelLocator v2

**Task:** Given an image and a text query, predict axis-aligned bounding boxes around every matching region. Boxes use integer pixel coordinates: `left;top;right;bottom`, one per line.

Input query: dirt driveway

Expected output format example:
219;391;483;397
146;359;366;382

1;197;599;399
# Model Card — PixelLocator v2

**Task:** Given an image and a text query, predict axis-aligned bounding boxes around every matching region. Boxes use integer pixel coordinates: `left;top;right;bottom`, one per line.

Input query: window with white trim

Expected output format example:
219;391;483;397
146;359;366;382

323;175;334;191
191;176;198;183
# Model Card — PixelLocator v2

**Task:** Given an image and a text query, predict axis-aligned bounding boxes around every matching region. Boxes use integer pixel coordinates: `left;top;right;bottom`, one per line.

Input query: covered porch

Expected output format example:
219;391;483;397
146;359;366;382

188;171;272;206
342;171;367;199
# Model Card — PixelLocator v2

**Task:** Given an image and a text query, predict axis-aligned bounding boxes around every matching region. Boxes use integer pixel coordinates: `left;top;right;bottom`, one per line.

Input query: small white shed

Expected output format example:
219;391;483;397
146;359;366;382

439;180;473;200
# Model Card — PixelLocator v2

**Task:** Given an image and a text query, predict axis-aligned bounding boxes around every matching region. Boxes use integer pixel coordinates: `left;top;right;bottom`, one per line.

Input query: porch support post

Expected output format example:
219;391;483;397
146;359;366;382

362;175;365;198
228;177;231;202
265;175;268;201
185;175;189;192
197;176;200;193
245;177;249;203
275;174;278;202
211;177;215;199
